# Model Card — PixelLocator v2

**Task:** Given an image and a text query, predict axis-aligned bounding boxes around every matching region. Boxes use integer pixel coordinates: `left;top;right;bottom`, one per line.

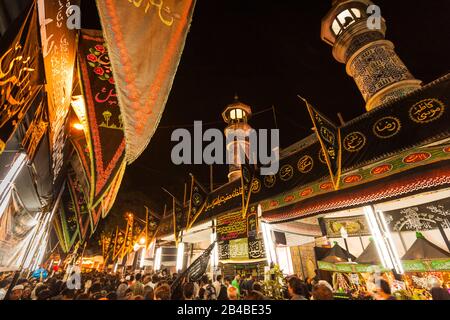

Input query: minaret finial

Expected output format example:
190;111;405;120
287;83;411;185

234;93;239;101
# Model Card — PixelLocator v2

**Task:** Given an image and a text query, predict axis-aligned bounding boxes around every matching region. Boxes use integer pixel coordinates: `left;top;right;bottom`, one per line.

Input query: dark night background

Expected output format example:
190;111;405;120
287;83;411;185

82;0;450;235
2;0;450;241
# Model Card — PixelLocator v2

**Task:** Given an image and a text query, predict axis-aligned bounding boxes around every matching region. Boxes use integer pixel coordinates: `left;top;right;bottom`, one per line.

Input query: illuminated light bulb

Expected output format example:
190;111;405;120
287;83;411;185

72;123;84;131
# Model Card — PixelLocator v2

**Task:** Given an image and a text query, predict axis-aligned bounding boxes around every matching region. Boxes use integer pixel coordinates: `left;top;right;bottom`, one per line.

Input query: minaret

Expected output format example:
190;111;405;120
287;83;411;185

222;96;253;182
321;0;422;111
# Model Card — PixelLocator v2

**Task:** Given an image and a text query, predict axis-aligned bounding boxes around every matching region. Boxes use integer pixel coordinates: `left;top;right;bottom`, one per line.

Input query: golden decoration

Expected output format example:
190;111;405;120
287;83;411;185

318;149;327;164
297;155;314;174
279;164;294;181
409;98;445;124
373;116;401;139
343;132;366;153
264;175;276;188
251;178;261;193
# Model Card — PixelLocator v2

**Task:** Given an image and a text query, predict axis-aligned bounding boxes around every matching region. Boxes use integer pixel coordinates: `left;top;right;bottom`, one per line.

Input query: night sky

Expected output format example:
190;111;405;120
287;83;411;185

81;0;450;216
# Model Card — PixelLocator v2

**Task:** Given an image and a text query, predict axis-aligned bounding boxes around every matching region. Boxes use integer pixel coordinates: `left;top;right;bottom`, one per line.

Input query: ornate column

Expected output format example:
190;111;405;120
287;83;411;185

222;96;253;182
321;0;422;111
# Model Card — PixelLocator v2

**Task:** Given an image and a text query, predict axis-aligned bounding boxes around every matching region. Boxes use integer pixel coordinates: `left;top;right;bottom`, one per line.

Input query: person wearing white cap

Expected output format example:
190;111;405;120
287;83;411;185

10;284;24;300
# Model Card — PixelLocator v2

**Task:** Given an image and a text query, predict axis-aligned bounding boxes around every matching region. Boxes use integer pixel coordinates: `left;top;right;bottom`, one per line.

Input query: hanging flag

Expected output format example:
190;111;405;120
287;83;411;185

172;197;185;245
58;191;80;253
37;0;80;183
186;174;208;230
67;170;90;242
171;241;215;296
78;29;126;209
240;158;256;219
145;207;162;245
95;0;197;163
302;96;342;190
113;229;126;261
0;2;44;153
21;99;49;161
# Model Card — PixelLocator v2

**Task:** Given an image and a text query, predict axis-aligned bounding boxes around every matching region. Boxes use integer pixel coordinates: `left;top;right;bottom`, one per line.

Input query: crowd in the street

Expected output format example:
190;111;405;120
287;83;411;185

1;267;449;301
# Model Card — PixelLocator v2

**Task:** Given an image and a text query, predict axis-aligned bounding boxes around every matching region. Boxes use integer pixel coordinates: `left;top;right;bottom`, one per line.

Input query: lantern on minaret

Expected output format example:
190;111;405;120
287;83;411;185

321;0;422;111
222;96;253;182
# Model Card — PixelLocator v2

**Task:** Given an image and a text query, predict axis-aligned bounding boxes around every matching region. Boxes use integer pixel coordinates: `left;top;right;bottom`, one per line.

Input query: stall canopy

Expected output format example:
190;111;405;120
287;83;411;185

321;243;356;263
355;239;380;265
402;233;450;260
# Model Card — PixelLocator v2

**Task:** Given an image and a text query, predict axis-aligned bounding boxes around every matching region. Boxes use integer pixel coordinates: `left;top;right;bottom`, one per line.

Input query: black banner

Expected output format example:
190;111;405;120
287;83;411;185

305;98;341;189
0;3;43;152
240;159;256;218
78;29;126;208
186;175;208;229
341;75;450;171
384;197;450;232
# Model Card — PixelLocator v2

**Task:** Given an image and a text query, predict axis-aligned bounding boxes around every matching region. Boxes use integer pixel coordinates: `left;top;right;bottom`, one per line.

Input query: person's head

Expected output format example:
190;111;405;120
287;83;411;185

89;282;102;295
154;284;171;300
312;284;333;300
246;274;253;280
22;286;32;299
0;279;10;289
224;276;232;286
227;286;238;300
61;288;75;300
430;287;450;301
135;273;142;282
288;277;305;298
143;286;154;300
37;289;52;300
183;282;195;300
245;291;264;300
151;274;159;283
124;288;133;300
252;282;263;292
201;275;209;285
216;275;223;283
76;293;90;300
234;274;240;281
10;285;24;300
106;292;117;300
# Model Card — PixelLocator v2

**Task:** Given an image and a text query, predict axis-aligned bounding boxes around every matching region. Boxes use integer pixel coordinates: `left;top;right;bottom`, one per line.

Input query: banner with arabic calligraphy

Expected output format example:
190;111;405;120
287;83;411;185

241;160;256;218
58;187;80;252
186;175;208;230
173;198;186;244
67;168;91;242
95;0;197;163
216;210;265;262
37;0;80;183
0;2;43;153
78;29;126;208
384;197;450;232
340;74;450;171
306;100;341;190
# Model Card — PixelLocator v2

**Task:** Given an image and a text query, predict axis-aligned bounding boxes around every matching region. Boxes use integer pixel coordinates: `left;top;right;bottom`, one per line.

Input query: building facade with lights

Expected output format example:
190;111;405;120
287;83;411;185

154;0;450;286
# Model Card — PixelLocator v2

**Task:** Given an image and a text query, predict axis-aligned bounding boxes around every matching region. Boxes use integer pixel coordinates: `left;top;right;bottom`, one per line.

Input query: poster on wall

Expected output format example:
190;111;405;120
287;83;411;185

321;215;371;238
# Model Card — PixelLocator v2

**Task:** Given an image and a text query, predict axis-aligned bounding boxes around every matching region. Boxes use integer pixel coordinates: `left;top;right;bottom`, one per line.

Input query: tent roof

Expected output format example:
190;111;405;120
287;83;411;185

356;240;380;265
321;243;356;263
402;233;450;260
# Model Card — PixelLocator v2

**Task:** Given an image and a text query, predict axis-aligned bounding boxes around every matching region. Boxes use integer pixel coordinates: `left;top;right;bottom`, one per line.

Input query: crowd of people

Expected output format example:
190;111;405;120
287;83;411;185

1;267;449;301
